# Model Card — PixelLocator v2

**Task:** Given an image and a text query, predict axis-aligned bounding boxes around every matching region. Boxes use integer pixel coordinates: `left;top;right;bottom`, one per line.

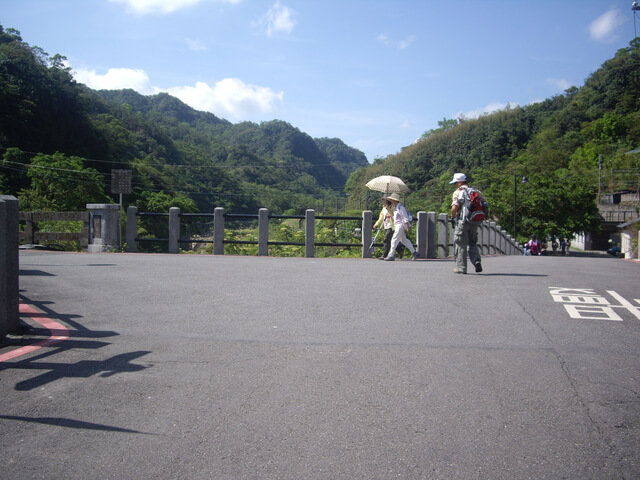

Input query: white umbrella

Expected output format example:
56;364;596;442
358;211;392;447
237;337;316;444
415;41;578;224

365;175;410;194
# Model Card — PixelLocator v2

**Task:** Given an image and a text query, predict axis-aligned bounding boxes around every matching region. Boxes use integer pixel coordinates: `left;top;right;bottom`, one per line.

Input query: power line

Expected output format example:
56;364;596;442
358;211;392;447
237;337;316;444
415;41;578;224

0;147;340;171
0;162;347;200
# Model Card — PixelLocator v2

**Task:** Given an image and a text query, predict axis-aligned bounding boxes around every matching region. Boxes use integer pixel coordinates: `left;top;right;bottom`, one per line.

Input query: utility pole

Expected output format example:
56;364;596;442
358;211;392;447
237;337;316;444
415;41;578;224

598;154;603;205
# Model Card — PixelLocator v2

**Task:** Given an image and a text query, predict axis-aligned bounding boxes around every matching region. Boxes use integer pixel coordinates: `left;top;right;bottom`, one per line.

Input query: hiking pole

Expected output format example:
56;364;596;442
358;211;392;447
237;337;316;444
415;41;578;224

368;228;382;253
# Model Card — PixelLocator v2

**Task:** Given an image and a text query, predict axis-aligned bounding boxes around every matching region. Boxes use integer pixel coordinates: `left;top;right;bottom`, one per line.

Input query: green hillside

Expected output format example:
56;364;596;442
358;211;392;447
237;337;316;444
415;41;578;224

0;26;367;215
347;39;640;243
2;23;639;245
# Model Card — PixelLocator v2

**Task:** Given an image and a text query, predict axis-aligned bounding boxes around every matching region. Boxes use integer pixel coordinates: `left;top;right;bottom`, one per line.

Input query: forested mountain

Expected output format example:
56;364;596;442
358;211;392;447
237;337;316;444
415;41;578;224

3;23;640;244
0;26;368;215
346;39;640;243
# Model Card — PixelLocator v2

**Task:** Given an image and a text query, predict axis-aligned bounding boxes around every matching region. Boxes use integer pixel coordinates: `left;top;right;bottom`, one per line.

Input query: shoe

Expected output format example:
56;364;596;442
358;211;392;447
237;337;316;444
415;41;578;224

474;261;483;273
378;256;385;260
453;268;466;274
385;256;395;261
412;252;420;260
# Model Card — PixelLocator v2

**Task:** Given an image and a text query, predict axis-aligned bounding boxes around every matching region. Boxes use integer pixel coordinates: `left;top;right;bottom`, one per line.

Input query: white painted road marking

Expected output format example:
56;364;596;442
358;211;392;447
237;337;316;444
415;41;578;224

549;287;639;322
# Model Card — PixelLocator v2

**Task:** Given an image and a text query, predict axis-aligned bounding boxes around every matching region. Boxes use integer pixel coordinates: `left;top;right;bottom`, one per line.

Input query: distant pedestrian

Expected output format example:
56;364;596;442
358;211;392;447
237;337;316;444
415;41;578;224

525;235;541;256
373;199;395;260
383;193;418;261
450;173;485;274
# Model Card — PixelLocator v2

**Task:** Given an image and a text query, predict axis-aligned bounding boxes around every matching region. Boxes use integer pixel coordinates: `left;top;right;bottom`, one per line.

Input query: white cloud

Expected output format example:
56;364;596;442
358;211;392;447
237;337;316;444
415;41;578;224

167;78;284;119
547;78;572;92
253;1;297;37
456;101;517;120
73;67;283;120
589;8;625;42
398;36;416;50
73;67;157;94
186;38;207;51
109;0;241;15
377;33;415;50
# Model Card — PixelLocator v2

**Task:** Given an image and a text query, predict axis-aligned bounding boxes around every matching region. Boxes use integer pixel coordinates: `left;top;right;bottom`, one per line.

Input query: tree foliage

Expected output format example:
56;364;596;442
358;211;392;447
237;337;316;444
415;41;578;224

18;152;108;210
0;25;367;216
3;24;640;247
346;39;640;243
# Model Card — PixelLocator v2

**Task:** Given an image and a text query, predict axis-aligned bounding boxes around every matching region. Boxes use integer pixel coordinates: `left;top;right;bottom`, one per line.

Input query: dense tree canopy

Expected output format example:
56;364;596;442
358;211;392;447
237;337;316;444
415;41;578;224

18;152;108;210
2;24;640;245
0;25;368;215
346;39;640;243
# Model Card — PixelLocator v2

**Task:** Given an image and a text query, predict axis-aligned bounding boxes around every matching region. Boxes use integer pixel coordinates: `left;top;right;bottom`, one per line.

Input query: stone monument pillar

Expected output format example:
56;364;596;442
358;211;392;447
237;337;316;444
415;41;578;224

86;204;120;252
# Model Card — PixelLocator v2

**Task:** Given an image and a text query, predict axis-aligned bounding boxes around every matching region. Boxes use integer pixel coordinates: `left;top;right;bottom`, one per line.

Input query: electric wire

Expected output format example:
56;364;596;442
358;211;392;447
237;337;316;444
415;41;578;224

0;147;340;170
0;161;345;199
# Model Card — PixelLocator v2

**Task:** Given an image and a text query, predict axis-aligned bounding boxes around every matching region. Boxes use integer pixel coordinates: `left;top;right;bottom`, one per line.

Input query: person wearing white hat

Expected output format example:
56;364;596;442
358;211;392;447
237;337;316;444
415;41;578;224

382;192;418;261
450;173;485;274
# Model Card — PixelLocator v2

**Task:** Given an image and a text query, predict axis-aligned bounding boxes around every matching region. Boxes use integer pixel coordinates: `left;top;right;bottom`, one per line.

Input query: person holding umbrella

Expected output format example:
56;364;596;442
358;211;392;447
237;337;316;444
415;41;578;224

372;198;405;259
383;193;418;261
372;198;393;259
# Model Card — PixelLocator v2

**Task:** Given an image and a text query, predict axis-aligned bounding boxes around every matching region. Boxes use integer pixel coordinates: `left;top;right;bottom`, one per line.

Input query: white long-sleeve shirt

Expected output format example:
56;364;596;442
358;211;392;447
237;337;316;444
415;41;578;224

393;203;410;230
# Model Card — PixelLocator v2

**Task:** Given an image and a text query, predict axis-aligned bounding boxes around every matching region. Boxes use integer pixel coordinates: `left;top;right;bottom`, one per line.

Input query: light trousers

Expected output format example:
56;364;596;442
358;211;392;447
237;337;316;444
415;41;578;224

388;226;415;258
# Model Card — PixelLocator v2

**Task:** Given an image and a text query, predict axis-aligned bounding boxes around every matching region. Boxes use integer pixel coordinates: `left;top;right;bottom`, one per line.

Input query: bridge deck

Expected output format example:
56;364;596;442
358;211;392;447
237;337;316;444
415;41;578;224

2;251;639;479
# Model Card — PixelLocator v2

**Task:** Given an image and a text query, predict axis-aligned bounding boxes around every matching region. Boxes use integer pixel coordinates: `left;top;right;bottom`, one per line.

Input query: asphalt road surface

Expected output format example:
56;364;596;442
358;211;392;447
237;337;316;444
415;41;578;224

1;250;639;480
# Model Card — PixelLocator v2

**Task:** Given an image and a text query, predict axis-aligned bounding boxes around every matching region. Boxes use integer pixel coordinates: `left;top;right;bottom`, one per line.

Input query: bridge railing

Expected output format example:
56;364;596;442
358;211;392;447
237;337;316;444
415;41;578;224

126;206;523;258
18;211;90;249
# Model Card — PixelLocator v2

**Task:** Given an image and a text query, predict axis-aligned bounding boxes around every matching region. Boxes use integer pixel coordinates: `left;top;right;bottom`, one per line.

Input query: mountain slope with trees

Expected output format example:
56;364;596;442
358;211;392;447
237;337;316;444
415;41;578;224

346;39;640;243
0;25;368;215
3;24;639;246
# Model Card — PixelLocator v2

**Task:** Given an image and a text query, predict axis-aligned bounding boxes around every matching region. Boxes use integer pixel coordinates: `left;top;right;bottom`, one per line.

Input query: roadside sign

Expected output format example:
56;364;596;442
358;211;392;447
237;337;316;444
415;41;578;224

111;169;132;194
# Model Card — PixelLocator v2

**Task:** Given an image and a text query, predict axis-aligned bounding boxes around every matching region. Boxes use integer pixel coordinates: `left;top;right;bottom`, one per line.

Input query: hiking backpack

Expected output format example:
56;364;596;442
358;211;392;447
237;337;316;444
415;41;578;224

460;187;488;225
405;208;413;227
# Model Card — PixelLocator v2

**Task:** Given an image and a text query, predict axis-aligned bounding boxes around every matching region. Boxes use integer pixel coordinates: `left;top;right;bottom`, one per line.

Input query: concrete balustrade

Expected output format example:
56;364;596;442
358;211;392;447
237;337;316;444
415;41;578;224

123;207;523;258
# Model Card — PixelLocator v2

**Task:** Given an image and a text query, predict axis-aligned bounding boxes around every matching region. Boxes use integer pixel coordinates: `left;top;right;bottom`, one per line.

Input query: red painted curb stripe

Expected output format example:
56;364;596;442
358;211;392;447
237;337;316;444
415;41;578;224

0;303;70;362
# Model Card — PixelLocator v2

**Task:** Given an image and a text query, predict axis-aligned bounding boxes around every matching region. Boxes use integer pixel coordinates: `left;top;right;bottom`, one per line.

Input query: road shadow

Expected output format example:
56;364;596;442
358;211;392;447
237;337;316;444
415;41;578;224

2;295;153;391
0;415;153;435
19;269;56;276
10;350;152;391
5;294;120;350
482;273;548;277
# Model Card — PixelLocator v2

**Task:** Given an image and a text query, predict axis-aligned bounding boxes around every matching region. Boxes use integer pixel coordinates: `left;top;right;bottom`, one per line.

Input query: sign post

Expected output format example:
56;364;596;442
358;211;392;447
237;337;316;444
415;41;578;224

111;169;132;249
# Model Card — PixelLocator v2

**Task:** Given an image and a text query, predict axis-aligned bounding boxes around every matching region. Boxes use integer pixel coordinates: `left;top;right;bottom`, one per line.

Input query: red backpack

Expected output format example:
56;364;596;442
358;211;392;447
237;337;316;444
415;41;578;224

461;187;488;224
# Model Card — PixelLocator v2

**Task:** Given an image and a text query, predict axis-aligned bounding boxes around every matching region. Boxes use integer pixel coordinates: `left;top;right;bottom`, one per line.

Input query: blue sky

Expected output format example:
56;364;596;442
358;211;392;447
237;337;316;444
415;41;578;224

2;0;636;162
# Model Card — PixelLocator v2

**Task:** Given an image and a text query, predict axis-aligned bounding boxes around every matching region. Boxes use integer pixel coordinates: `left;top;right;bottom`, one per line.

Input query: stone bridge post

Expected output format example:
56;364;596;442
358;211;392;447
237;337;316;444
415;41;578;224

0;196;19;340
305;209;315;258
87;204;120;252
362;210;372;258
